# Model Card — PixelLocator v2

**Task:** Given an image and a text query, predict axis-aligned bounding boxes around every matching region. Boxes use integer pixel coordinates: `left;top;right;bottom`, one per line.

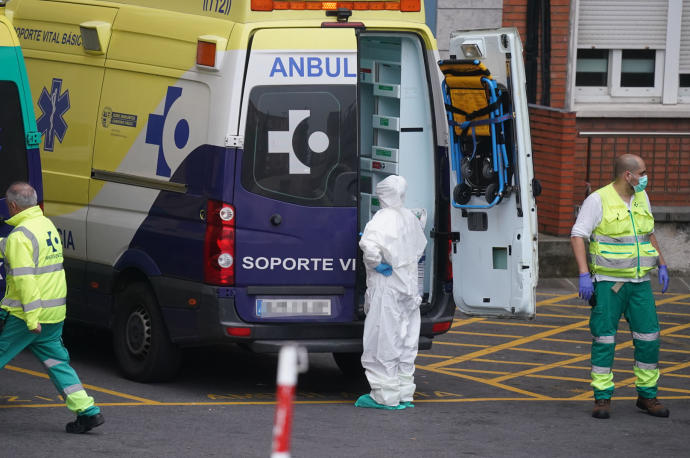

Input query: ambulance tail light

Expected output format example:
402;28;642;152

432;320;452;335
204;200;235;286
251;0;420;11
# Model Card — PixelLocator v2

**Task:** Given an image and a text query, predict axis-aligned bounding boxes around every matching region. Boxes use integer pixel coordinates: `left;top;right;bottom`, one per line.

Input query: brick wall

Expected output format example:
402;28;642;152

575;118;690;208
529;105;577;236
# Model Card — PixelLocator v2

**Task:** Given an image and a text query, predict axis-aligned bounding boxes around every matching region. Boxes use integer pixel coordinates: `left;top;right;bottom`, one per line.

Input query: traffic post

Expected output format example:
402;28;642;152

271;344;308;458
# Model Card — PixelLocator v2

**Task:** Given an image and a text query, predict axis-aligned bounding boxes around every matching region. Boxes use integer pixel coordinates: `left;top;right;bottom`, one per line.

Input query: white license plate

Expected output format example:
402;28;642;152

256;298;332;317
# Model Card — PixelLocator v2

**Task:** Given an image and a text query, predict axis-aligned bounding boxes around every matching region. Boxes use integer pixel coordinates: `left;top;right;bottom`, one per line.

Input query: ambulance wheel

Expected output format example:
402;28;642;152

113;282;181;382
333;352;365;379
485;183;500;204
453;183;473;205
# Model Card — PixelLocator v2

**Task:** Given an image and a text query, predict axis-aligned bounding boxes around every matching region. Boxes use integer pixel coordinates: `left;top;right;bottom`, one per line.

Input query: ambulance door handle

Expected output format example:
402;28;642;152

270;214;282;226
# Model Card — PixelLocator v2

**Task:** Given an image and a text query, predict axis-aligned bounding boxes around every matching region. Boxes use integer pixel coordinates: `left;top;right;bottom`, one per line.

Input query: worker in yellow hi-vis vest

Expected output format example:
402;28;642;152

571;154;670;420
0;182;104;433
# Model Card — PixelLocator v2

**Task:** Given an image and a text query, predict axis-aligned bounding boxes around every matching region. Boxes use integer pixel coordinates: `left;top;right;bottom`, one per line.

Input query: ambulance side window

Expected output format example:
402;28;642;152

0;81;29;193
242;85;357;207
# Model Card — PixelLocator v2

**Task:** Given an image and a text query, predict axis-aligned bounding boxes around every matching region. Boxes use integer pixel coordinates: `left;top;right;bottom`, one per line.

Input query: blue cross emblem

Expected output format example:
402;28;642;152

36;78;70;152
145;86;190;178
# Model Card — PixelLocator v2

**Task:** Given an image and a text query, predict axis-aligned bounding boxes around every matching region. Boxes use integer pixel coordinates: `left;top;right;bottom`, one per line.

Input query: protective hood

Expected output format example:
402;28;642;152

376;175;406;209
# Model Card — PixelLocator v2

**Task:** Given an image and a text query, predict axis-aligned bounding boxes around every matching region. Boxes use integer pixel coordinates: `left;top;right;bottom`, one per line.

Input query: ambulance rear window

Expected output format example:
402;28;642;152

0;81;29;193
242;85;357;207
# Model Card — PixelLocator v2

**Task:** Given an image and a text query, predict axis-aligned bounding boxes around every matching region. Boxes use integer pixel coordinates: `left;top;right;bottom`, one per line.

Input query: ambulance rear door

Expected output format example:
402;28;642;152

446;29;539;318
0;15;42;299
235;28;359;323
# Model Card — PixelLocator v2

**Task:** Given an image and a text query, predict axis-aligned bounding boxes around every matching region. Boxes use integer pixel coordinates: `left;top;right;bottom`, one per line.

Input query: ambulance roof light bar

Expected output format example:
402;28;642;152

251;0;420;12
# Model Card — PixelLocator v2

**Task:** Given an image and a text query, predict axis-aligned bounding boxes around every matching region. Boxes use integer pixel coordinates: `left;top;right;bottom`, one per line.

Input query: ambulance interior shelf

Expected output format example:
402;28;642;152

357;34;436;297
439;59;516;210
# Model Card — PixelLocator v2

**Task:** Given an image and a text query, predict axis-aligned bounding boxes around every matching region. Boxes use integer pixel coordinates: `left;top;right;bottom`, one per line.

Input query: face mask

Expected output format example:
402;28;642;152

633;174;648;193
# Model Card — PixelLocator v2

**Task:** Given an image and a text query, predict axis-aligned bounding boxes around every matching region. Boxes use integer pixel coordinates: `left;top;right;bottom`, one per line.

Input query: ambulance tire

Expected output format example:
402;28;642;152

332;352;366;379
113;282;181;382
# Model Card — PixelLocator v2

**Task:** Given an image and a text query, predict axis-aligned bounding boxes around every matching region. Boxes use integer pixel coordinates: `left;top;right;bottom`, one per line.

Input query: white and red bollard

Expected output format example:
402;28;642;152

271;344;308;458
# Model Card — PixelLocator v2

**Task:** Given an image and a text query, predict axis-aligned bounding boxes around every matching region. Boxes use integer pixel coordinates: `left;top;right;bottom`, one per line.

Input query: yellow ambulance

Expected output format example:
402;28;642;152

5;0;538;381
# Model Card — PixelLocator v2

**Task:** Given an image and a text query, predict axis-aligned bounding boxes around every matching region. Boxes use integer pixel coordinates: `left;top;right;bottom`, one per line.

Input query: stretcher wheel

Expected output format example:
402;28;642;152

453;183;473;205
485;182;499;203
461;157;473;179
482;158;495;180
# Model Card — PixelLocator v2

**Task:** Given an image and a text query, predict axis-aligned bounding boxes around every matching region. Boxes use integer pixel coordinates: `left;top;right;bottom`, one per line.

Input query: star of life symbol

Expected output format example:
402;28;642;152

46;231;60;253
36;78;70;152
268;110;329;175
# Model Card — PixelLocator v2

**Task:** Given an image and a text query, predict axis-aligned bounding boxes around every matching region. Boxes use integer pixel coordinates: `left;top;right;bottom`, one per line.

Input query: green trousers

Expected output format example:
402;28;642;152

0;315;100;416
590;281;660;400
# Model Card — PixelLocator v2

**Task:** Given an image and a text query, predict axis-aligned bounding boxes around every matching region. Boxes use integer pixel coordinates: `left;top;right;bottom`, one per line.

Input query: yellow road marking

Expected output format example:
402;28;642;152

450;317;486;329
473;358;542;367
444;367;510;376
657;294;690;305
543;337;590;344
479;321;559;329
434;341;488;348
537;313;589;319
415;364;549;399
4;365;161;404
427;318;590;370
536;293;579;306
525;374;591;383
664;333;690;339
509;347;583;357
416;353;451;359
448;330;522;338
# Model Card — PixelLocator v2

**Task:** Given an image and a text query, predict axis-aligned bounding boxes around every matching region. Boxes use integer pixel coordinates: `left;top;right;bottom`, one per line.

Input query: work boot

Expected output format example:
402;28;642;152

591;398;611;419
636;396;669;417
66;413;105;433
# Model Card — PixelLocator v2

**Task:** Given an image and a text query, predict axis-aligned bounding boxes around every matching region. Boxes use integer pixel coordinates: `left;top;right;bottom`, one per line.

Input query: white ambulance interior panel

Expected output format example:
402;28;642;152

358;34;435;297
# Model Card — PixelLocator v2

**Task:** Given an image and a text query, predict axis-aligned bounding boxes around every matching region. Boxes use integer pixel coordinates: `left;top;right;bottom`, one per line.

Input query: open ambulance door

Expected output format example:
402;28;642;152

441;28;539;319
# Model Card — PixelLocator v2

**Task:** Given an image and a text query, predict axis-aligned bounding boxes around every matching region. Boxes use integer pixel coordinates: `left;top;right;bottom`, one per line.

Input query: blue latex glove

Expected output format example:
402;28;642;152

374;262;393;277
578;273;594;301
658;265;669;294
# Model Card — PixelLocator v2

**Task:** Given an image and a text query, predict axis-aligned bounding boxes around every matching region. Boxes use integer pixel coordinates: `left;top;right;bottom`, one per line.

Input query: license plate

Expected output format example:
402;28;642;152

256;298;332;317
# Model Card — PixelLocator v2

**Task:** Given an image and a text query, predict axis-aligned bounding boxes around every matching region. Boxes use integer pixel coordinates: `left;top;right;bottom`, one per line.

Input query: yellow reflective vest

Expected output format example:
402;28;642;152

589;183;658;278
0;206;67;330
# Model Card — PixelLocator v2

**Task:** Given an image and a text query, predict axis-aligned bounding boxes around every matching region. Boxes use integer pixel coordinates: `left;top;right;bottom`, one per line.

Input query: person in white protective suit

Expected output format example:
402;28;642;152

355;175;427;410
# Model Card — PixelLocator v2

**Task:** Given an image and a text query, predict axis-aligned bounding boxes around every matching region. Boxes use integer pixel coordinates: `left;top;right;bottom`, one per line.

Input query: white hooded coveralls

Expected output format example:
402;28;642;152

359;175;427;406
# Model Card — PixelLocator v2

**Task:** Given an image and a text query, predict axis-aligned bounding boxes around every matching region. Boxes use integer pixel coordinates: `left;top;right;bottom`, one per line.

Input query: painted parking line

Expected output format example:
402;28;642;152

4;364;161;404
423;318;590;370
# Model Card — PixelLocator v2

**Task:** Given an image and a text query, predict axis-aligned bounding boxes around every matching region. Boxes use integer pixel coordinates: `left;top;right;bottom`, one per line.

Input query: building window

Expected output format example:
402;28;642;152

574;0;689;106
576;49;608;87
620;50;656;87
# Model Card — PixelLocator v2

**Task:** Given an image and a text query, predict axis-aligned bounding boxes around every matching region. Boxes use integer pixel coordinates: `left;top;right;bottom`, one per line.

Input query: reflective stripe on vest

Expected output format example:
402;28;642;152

1;207;67;324
589;184;658;278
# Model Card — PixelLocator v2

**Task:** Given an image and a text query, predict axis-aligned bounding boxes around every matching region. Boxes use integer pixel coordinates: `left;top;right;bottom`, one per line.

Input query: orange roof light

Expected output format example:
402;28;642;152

250;0;421;11
251;0;273;10
400;0;421;11
197;40;216;67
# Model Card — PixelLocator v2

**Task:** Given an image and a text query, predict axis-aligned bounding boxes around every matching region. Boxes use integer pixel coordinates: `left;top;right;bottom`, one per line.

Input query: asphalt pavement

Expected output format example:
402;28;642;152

2;278;690;457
